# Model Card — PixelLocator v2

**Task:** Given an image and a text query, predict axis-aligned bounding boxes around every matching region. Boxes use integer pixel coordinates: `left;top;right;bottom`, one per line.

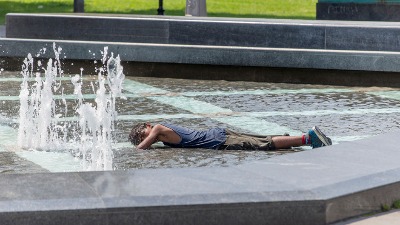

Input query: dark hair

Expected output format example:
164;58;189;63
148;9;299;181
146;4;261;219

128;123;147;145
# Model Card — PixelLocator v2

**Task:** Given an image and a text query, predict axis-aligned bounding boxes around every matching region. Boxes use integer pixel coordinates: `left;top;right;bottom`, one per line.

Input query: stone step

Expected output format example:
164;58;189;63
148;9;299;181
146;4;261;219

2;37;400;86
7;13;400;52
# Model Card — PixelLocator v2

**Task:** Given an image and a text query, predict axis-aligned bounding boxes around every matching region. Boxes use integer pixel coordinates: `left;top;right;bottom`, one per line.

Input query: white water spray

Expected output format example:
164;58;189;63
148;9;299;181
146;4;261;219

18;45;125;171
72;49;125;170
18;45;66;150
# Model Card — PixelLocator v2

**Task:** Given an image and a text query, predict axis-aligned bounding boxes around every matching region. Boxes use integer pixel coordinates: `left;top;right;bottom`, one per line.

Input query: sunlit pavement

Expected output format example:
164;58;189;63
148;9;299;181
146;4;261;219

334;210;400;225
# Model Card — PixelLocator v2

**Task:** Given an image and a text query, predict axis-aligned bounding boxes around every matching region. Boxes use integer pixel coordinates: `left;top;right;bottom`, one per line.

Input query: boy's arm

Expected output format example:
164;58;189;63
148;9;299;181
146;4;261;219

136;128;159;150
136;124;168;150
136;124;181;150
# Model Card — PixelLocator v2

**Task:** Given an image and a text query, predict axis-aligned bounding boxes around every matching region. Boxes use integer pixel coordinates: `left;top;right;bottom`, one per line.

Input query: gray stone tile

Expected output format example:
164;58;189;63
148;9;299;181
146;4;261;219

169;21;325;49
0;172;103;211
326;26;400;51
6;15;168;43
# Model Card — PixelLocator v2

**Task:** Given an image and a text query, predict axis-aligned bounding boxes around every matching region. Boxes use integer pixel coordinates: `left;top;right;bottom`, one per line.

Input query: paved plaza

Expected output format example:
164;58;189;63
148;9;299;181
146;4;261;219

2;13;400;225
335;209;400;225
0;74;399;224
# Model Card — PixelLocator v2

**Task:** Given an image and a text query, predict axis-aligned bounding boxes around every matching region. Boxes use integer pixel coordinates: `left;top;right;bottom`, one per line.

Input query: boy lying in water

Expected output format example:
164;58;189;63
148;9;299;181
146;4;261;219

129;122;332;150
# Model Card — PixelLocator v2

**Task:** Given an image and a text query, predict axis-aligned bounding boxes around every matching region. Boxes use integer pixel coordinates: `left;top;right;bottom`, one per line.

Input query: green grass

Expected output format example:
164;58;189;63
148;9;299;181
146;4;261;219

0;0;318;25
393;200;400;209
380;200;400;213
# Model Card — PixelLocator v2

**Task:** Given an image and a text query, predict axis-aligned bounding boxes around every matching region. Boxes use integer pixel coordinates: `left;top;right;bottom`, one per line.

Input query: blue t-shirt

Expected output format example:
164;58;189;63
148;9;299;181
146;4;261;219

160;123;226;149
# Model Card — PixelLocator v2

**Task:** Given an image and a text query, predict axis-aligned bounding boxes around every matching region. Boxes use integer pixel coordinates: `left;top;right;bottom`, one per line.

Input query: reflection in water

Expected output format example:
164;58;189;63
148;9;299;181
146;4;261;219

113;147;300;170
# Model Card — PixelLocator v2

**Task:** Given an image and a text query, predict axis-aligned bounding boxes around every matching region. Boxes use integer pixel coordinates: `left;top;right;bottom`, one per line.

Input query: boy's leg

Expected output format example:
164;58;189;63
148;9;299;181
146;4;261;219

272;136;303;149
221;127;332;150
272;126;332;149
221;130;275;150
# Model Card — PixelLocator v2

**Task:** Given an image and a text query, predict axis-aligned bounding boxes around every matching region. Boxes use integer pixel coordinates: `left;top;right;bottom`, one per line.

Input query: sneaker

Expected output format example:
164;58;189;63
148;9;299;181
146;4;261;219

308;126;332;148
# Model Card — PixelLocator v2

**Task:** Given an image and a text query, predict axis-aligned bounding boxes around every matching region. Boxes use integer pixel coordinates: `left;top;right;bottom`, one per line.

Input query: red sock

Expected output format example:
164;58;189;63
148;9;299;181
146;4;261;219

302;134;310;145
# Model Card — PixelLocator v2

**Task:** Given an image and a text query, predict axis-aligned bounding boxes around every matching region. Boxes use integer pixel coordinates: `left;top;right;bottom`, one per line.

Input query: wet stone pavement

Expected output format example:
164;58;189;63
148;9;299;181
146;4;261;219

0;152;47;174
1;72;400;172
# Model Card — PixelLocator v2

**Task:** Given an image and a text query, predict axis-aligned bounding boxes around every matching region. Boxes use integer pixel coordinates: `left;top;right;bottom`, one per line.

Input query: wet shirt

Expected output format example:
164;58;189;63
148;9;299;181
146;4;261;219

160;123;226;149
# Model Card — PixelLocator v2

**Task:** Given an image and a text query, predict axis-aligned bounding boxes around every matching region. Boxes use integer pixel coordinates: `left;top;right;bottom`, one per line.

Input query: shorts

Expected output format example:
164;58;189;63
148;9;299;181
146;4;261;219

218;129;276;150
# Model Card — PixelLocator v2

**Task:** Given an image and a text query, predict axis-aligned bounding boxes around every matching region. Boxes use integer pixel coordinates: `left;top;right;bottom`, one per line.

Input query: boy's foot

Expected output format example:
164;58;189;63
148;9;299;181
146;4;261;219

308;126;332;148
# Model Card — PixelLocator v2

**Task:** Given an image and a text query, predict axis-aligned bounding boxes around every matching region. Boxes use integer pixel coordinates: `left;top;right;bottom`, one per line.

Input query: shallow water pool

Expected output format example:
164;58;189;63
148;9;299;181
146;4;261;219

1;71;400;173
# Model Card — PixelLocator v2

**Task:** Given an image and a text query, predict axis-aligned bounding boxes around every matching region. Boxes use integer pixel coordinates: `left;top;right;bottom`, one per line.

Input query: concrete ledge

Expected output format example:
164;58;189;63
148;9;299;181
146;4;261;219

3;38;400;72
2;38;400;87
1;131;400;224
7;13;400;52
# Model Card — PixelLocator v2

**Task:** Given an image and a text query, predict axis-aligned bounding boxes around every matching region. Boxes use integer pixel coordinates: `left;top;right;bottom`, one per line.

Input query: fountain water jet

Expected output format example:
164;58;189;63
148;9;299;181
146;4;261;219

18;44;125;171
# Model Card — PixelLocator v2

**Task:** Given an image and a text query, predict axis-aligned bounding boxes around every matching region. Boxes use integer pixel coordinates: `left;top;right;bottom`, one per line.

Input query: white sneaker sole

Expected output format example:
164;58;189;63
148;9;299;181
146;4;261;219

312;126;332;146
